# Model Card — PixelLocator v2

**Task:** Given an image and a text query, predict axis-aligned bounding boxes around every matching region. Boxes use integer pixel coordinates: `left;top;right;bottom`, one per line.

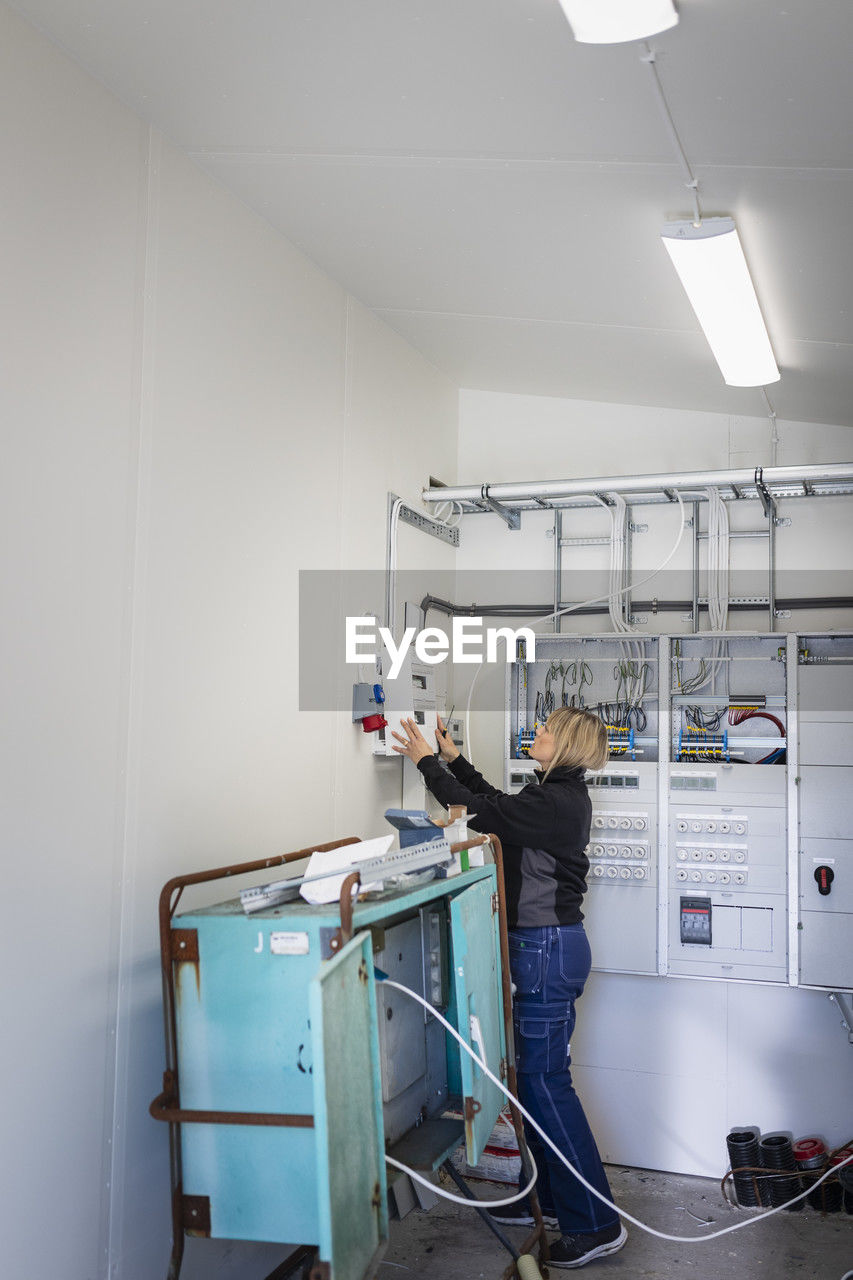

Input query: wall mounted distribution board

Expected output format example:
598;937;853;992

505;632;853;992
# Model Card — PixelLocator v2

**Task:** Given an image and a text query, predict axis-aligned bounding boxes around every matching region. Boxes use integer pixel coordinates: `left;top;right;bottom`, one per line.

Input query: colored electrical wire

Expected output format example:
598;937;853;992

728;708;786;762
380;978;853;1244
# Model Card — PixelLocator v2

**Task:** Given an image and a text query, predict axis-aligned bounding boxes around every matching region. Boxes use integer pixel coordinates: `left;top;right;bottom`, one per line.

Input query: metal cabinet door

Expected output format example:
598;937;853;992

309;932;388;1280
448;877;506;1165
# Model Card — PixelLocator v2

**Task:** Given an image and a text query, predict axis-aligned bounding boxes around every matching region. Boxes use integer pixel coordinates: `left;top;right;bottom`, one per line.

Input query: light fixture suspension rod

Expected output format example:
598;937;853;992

423;463;853;508
761;388;780;467
641;43;701;225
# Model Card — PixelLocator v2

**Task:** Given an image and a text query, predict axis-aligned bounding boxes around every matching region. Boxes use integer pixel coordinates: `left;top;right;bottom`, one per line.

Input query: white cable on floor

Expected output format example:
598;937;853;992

379;977;853;1244
385;1148;538;1210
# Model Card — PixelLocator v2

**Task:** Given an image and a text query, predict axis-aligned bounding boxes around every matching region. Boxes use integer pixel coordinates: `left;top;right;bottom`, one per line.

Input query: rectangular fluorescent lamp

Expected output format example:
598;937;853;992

558;0;678;44
661;217;780;387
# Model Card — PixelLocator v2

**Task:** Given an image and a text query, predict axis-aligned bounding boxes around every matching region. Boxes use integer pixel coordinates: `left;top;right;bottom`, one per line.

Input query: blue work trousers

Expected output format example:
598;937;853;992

509;924;618;1236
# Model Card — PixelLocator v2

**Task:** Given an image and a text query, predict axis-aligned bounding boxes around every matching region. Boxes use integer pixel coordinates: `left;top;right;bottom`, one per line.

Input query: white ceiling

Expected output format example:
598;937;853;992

13;0;853;426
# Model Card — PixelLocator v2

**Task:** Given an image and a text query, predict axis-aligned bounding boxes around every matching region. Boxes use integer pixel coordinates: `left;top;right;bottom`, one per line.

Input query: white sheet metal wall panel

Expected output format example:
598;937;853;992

1;11;459;1277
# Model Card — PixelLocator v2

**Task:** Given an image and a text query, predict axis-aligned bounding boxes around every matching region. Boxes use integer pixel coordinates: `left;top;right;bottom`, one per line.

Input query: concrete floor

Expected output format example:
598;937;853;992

381;1166;853;1280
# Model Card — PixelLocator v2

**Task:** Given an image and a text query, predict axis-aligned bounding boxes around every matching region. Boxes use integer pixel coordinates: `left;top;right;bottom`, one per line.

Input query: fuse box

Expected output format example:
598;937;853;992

506;634;660;975
503;630;852;992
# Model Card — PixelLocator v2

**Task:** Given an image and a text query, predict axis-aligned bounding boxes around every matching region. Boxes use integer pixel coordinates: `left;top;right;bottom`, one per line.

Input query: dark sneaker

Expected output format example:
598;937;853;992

486;1199;559;1230
547;1222;627;1268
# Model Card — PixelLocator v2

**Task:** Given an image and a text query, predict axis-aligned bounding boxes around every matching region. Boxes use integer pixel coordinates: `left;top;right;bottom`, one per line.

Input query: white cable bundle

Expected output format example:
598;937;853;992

387;496;405;642
704;487;730;631
430;498;464;529
605;493;648;709
702;487;730;695
607;493;636;635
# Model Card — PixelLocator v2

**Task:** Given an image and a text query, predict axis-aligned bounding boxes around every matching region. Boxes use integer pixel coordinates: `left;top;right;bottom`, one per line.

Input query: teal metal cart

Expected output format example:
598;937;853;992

151;834;530;1280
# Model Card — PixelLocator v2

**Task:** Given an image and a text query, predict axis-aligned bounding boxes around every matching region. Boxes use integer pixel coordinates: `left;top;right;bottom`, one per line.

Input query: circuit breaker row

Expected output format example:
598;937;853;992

588;806;651;885
591;864;649;881
675;816;748;837
675;866;748;886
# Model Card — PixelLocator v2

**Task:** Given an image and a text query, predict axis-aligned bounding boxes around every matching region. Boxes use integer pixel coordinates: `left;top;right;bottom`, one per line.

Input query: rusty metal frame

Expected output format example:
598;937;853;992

150;1070;316;1128
153;831;544;1280
152;837;360;1280
487;837;551;1279
447;834;551;1279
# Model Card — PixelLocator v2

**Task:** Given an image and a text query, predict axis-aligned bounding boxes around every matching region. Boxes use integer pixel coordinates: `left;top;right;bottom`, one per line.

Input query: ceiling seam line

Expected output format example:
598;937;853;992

183;150;853;178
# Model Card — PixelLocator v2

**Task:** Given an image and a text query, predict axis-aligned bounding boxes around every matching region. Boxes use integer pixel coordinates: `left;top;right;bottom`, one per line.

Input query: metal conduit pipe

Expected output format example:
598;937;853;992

419;595;853;619
422;463;853;508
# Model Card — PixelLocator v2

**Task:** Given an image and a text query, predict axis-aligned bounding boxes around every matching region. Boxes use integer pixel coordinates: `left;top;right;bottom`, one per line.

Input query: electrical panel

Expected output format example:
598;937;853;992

666;762;787;982
585;762;658;975
796;632;853;989
666;634;789;983
504;631;852;992
506;634;660;976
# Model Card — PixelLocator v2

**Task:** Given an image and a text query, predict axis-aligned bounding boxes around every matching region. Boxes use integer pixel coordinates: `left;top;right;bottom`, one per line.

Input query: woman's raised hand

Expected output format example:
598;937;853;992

435;714;460;762
391;717;435;765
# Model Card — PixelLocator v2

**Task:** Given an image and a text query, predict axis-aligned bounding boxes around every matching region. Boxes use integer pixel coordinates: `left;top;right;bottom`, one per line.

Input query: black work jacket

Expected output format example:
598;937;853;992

417;753;591;928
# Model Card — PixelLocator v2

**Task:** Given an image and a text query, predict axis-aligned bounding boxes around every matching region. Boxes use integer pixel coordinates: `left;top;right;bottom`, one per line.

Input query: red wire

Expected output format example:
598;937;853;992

729;708;785;734
728;709;786;761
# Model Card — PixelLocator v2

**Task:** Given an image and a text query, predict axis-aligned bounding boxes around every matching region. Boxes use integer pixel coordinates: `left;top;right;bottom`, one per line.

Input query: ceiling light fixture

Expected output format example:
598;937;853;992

557;0;678;44
661;217;780;387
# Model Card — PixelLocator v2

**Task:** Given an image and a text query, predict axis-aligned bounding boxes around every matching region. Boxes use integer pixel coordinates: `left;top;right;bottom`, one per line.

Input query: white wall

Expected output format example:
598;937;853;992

457;388;853;1176
0;8;457;1279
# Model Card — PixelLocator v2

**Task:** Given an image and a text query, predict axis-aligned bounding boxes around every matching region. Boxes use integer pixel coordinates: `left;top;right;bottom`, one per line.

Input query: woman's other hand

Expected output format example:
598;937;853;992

435;714;460;762
391;717;435;765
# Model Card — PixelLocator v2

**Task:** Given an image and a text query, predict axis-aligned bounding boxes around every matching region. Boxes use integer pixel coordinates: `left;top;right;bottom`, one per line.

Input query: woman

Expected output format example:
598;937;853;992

392;707;627;1270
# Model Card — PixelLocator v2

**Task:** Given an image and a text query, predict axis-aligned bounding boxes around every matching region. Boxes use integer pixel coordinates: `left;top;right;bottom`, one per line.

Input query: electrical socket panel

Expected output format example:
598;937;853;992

583;763;659;976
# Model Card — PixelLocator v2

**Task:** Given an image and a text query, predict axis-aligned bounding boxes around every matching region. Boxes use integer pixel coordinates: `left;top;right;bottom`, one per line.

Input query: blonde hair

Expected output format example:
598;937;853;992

542;707;609;778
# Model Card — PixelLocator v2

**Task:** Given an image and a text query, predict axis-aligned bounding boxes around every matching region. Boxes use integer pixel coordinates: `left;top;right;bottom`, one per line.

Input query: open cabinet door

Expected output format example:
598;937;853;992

309;932;388;1280
449;877;506;1165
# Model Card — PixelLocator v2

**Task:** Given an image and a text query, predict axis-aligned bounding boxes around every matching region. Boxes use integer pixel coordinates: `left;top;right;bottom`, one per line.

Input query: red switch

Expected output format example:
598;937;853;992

814;865;835;896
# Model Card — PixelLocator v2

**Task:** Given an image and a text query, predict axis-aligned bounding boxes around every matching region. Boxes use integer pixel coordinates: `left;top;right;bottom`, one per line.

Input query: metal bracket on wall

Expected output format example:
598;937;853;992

397;501;460;547
480;485;521;531
754;466;776;520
